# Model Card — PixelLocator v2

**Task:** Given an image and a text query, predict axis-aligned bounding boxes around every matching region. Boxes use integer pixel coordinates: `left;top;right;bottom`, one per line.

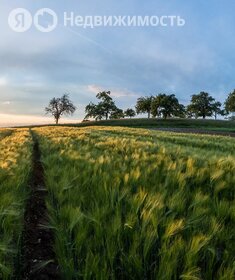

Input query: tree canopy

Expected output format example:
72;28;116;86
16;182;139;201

211;101;225;120
85;91;121;120
187;92;215;119
151;94;185;119
82;90;231;122
110;108;124;119
225;90;235;114
135;96;153;118
124;108;136;118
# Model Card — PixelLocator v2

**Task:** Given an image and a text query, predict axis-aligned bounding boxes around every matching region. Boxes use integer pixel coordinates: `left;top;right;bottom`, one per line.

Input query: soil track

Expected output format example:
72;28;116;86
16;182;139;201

151;127;235;137
20;132;59;280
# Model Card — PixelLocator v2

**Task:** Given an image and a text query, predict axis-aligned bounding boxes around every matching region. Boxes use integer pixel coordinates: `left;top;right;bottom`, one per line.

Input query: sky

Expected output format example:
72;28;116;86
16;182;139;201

0;0;235;126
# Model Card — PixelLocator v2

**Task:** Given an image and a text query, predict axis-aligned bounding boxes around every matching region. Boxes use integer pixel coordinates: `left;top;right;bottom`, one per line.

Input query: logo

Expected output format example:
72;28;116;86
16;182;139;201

8;8;185;33
8;8;32;32
8;8;58;32
34;8;58;32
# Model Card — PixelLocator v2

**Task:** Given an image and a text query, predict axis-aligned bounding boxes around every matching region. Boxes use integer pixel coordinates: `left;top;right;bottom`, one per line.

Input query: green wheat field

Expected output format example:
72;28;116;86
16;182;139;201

0;126;234;279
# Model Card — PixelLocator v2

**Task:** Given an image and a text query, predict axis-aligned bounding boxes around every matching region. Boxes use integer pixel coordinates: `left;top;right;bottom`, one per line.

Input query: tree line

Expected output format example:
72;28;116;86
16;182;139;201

45;90;235;124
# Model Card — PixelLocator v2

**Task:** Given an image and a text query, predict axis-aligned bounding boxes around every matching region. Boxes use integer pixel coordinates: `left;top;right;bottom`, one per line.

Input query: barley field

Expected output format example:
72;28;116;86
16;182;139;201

34;126;234;280
0;126;234;279
0;129;32;279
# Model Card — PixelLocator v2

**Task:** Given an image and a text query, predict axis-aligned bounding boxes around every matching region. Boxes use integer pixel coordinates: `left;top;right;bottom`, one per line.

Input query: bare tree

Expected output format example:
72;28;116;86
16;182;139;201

45;94;76;124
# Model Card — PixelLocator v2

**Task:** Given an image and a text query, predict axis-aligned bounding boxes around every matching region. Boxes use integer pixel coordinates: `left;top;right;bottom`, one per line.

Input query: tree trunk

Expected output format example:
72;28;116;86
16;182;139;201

148;111;150;118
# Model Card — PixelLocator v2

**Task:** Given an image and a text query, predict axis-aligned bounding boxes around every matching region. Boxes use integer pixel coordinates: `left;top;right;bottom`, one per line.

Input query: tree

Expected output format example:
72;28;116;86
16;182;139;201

45;94;76;124
124;108;136;118
96;91;117;120
176;104;186;118
228;116;235;121
225;90;235;114
151;94;185;119
84;102;103;121
186;104;198;119
135;96;153;118
187;92;215;119
211;101;224;120
110;108;124;119
85;91;121;120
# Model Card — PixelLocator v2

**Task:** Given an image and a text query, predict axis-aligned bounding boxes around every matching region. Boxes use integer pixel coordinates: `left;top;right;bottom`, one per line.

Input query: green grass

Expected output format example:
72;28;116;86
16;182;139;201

13;118;235;133
66;118;235;132
34;126;235;280
0;129;32;279
0;129;13;139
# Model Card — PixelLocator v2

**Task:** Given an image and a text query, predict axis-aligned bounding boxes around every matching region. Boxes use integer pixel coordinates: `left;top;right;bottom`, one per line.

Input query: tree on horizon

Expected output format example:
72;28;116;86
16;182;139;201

225;89;235;115
187;92;216;119
151;94;185;119
124;108;136;118
85;91;122;121
45;94;76;124
135;96;153;118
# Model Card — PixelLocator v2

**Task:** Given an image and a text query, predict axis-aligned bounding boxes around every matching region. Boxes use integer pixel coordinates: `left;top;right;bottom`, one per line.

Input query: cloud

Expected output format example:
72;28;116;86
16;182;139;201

0;76;7;86
0;1;234;125
2;101;11;105
87;85;139;98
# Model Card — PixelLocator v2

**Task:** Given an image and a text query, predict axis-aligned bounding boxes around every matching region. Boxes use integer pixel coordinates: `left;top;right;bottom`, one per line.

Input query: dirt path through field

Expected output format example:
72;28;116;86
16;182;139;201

151;127;235;137
20;132;59;279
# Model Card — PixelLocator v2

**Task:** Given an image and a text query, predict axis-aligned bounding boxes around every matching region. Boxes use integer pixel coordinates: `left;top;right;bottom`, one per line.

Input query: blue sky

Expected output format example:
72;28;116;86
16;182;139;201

0;0;235;125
